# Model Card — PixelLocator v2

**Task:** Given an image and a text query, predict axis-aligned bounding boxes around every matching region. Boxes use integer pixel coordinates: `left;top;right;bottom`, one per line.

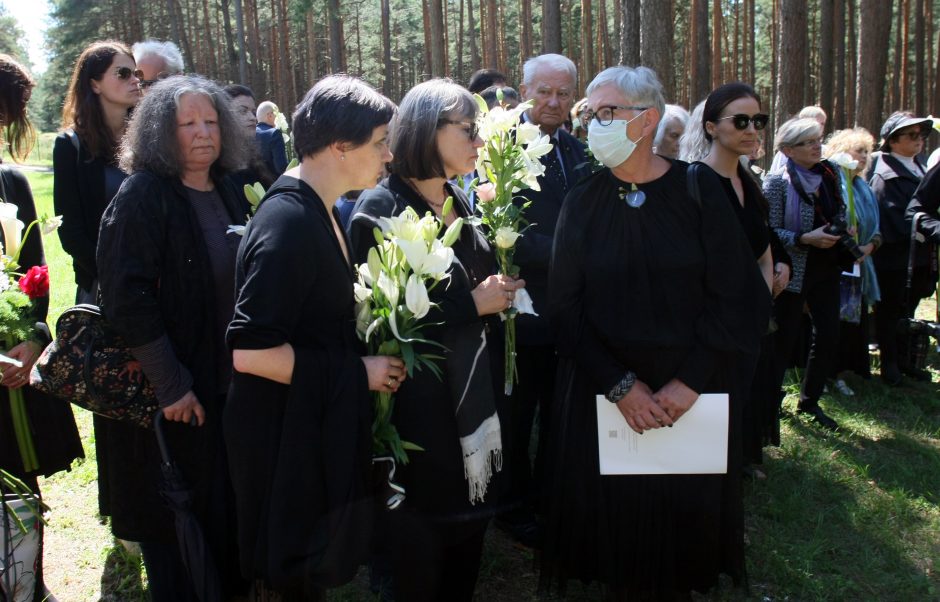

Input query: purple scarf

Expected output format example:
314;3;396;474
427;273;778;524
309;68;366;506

782;159;824;233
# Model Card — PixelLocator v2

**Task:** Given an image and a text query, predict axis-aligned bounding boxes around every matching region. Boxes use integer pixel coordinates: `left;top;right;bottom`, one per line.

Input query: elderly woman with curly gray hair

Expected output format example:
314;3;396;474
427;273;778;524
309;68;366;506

96;75;251;601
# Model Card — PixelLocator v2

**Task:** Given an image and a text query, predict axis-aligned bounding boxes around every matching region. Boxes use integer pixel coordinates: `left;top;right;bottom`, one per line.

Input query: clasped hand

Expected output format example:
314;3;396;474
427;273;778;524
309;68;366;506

1;340;41;390
614;378;697;434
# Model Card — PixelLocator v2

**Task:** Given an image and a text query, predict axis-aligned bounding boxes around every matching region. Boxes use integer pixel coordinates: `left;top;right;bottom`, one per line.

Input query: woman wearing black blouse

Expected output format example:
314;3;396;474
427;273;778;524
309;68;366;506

697;82;785;474
347;79;523;601
225;76;404;600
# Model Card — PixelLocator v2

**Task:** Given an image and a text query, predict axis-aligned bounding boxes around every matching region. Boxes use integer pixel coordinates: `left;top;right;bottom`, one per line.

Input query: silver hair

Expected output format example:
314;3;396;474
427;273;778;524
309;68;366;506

119;75;249;177
654;104;691;148
585;66;667;122
256;100;277;121
678;100;710;162
774;117;823;152
798;105;827;121
521;54;577;87
131;40;184;74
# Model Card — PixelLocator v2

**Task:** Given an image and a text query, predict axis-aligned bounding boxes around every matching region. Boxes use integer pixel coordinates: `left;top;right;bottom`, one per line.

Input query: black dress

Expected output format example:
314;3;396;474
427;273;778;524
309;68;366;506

225;175;373;598
541;162;766;598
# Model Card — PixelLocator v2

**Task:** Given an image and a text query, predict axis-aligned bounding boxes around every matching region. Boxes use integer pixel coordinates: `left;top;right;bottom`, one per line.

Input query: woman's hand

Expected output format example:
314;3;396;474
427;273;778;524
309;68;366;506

614;379;674;434
653;378;698;422
363;355;407;393
2;341;42;389
858;242;875;261
471;275;527;316
162;391;206;426
772;262;791;298
799;226;842;249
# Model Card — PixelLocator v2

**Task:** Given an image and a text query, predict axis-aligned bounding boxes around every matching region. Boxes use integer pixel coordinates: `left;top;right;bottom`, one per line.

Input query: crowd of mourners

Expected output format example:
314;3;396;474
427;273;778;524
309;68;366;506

1;37;939;602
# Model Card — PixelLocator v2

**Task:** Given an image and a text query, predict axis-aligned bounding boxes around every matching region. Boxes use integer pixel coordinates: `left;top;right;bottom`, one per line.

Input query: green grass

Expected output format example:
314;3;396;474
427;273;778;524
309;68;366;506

17;165;940;600
1;132;56;167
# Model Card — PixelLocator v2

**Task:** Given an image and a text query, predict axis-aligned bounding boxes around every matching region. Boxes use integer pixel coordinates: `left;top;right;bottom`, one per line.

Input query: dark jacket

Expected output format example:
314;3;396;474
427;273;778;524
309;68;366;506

910;162;940;244
869;153;928;271
256;122;288;176
513;126;591;345
95;170;247;542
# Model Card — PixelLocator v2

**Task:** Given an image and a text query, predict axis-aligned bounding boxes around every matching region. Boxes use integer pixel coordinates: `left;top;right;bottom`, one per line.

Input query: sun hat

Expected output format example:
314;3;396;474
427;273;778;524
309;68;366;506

879;111;933;150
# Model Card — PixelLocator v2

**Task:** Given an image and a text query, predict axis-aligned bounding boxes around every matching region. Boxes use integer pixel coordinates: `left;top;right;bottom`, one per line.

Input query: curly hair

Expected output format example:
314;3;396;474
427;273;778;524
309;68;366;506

824;127;875;170
119;75;249;178
0;54;36;162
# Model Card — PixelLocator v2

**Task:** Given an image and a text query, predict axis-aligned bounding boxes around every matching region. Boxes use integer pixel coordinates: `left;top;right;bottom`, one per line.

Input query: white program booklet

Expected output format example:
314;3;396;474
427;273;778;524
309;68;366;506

596;393;729;475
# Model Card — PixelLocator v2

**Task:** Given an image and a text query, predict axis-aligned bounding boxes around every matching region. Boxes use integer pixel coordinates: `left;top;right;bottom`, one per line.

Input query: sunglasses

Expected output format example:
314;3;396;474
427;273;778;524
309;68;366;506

895;130;929;141
115;66;144;81
441;119;480;141
791;137;822;148
718;113;770;131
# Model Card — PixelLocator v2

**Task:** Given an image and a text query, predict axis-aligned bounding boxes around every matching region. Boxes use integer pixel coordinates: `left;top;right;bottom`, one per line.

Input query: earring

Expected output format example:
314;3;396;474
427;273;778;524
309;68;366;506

341;155;345;161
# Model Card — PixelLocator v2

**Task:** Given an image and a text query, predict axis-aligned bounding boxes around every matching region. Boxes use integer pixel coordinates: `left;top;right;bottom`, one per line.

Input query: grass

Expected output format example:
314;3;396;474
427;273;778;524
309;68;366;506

1;132;56;167
17;168;940;600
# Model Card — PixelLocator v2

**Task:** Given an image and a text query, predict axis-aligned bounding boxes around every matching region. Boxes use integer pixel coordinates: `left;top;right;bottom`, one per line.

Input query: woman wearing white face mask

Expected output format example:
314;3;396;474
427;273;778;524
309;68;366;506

541;66;768;598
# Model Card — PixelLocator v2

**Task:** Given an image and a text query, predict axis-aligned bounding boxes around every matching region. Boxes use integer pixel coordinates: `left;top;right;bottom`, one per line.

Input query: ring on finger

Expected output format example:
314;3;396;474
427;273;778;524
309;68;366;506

386;377;394;387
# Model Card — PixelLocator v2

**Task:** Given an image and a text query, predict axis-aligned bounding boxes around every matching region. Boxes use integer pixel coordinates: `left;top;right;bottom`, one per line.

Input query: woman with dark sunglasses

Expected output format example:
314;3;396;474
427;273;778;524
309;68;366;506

697;82;786;476
764;117;853;431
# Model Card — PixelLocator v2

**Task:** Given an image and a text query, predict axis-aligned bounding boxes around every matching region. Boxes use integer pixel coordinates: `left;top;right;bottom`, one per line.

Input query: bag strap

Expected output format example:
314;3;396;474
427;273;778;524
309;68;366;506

687;162;703;207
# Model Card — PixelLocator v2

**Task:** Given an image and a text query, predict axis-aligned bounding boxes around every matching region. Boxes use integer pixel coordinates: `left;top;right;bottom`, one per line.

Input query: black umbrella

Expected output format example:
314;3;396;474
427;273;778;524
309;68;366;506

154;412;223;602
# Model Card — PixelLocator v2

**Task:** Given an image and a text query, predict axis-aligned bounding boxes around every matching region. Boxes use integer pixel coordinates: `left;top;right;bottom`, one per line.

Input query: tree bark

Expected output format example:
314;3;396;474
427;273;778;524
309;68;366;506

639;0;673;100
915;0;926;116
468;0;480;71
619;0;640;66
833;0;845;129
520;0;532;67
775;0;807;126
429;0;446;76
856;0;893;134
846;0;857;125
711;0;722;89
307;8;320;83
581;0;594;87
819;0;834;128
381;0;392;93
327;0;346;73
690;0;709;105
542;0;562;54
900;0;910;110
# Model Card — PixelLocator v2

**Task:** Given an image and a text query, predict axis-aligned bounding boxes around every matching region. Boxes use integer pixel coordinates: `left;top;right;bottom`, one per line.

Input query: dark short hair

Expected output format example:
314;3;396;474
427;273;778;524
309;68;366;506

468;68;508;94
702;82;761;142
224;84;255;101
480;85;519;109
390;79;478;180
292;75;396;159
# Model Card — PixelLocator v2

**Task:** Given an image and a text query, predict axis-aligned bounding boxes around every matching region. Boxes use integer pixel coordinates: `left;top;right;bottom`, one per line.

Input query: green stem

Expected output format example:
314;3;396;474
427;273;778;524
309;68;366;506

844;168;858;240
8;381;38;473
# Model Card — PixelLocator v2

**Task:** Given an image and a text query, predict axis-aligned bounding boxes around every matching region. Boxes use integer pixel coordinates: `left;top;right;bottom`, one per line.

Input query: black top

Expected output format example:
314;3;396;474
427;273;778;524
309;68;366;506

225;175;373;592
711;164;771;260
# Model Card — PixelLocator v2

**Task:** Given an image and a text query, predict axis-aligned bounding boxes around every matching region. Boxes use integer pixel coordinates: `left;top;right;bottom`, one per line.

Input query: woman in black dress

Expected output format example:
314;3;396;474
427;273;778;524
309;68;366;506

0;52;83;602
347;78;522;602
225;75;404;600
540;66;766;599
697;82;784;475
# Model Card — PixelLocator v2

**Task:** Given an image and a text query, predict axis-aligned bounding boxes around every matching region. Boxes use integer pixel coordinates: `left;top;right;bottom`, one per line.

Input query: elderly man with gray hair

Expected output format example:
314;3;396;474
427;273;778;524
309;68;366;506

496;53;590;548
131;39;183;91
255;100;289;176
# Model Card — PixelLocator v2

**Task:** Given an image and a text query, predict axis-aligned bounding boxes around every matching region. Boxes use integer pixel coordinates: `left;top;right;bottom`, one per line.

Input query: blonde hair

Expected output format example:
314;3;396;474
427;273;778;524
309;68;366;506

824;127;875;158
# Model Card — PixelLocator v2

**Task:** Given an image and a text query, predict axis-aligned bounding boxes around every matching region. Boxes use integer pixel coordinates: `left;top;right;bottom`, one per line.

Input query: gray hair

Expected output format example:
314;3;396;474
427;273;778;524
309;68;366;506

120;75;249;177
390;78;477;180
654;104;690;148
256;100;277;121
678;100;710;162
774;117;823;152
585;66;666;122
131;40;184;74
522;53;577;87
798;105;827;122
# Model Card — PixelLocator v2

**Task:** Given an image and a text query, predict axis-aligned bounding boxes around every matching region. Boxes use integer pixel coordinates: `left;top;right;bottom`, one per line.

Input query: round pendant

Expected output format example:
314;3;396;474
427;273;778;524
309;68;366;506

625;189;646;208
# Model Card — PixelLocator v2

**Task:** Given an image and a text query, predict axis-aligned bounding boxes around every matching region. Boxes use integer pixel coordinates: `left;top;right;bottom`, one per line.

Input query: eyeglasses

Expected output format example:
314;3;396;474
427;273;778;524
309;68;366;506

580;105;649;126
441;119;480;141
791;137;822;148
718;113;769;131
896;130;929;141
115;66;143;81
139;73;171;89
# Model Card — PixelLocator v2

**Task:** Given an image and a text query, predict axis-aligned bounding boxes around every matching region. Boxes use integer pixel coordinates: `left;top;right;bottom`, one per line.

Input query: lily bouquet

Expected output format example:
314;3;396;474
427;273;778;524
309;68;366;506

471;92;552;395
0;201;61;474
355;204;464;464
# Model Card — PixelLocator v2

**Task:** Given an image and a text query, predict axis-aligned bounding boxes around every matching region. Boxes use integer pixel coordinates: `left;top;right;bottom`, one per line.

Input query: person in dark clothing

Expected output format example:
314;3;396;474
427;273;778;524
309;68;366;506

0;52;83;602
96;76;252;602
765;117;850;431
223;84;276;190
540;65;767;599
868;112;935;384
467;68;508;94
348;78;521;602
255;100;289;176
226;75;403;601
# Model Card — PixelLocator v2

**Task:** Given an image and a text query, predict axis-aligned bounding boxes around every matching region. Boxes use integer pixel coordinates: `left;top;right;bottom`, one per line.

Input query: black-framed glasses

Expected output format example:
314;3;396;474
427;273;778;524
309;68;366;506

791;137;822;148
718;113;769;131
580;105;648;126
115;66;143;81
896;130;929;141
440;119;480;141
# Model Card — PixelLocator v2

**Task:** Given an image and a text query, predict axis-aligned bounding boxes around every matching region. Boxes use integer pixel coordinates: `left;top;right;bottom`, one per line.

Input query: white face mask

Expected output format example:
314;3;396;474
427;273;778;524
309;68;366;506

587;110;647;168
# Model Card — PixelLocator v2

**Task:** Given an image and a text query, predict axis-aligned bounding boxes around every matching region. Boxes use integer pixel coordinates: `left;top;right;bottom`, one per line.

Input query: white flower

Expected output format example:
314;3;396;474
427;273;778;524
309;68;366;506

441;217;464;247
397;238;454;278
353;281;372;304
494;227;521;249
226;225;246;236
367;247;383;288
828;152;859;171
0;203;24;259
40;215;63;235
404;274;431;319
355;301;372;336
377;270;400;307
523;134;553;160
274;110;289;132
516;122;541;145
379;208;423;241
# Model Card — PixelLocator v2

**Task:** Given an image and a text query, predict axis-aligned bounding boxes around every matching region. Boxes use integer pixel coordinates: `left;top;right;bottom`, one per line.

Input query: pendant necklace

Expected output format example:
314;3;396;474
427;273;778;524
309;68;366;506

619;182;646;208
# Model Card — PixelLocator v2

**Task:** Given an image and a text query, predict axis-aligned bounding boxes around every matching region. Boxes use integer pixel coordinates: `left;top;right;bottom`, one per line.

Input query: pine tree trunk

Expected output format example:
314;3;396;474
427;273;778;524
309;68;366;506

457;0;466;82
429;0;446;76
846;0;857;124
307;8;320;83
690;0;709;105
914;0;924;115
890;1;902;108
711;0;722;89
468;0;480;71
900;0;910;110
581;0;594;87
820;0;834;127
775;0;807;126
520;0;532;70
856;0;893;134
542;0;562;53
640;0;674;100
833;0;846;129
328;0;346;73
619;0;640;66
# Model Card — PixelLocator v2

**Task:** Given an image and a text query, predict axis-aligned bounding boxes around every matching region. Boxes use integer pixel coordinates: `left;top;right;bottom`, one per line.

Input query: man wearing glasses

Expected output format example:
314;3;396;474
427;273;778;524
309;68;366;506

496;53;589;549
132;40;184;92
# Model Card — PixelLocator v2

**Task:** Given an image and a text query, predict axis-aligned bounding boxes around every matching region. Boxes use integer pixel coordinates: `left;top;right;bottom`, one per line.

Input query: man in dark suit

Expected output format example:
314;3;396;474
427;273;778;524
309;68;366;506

498;53;590;546
255;100;289;176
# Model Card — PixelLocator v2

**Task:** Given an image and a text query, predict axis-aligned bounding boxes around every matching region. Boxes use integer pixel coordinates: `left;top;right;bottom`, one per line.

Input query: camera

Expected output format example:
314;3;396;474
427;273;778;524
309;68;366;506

824;216;865;261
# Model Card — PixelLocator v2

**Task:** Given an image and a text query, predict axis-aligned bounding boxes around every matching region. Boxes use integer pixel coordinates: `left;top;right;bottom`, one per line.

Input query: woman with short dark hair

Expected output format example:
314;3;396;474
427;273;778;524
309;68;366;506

225;75;404;600
348;78;521;601
96;75;251;601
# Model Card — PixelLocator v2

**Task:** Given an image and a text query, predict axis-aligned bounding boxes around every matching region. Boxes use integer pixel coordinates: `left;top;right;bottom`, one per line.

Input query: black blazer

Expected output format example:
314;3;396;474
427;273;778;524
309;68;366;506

256;122;288;176
513;126;591;345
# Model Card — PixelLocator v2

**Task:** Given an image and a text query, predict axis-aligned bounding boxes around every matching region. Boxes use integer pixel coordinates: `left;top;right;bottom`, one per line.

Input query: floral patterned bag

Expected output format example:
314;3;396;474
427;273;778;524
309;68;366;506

28;304;158;429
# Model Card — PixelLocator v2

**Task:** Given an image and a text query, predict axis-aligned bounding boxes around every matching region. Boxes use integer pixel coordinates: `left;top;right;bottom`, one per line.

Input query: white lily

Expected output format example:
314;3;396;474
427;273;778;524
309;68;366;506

0;203;24;258
380;208;423;241
226;225;246;236
523;134;554;160
355;301;372;336
397;237;454;278
404;274;431;319
828;152;859;171
354;281;372;304
376;270;400;307
516;121;542;145
495;226;521;249
274;110;289;132
39;215;63;235
441;217;465;247
367;247;383;288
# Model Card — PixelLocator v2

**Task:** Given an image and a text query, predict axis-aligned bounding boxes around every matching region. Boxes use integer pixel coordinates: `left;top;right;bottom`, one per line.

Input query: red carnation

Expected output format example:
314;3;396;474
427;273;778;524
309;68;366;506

18;265;49;299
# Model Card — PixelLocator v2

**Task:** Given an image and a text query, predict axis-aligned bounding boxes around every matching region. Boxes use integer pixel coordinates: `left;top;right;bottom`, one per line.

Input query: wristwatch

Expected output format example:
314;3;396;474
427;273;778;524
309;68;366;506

606;371;636;403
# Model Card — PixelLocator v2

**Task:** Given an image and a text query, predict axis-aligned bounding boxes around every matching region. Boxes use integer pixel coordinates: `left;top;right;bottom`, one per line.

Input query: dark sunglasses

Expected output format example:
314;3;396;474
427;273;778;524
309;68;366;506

115;66;144;81
718;113;770;131
441;119;480;141
895;129;929;141
139;73;172;89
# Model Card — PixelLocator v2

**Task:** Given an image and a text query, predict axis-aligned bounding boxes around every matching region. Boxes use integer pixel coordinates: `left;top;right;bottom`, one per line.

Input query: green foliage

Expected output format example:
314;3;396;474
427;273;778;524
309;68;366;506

0;5;29;65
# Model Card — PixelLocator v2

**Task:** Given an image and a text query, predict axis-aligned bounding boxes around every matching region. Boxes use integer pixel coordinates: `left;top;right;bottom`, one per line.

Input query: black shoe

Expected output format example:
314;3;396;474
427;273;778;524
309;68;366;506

881;362;902;386
797;405;840;431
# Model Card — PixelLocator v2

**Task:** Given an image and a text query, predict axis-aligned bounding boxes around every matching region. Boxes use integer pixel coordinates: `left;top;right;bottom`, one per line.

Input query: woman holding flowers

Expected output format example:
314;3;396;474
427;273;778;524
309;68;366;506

348;78;522;601
541;66;766;599
225;75;402;600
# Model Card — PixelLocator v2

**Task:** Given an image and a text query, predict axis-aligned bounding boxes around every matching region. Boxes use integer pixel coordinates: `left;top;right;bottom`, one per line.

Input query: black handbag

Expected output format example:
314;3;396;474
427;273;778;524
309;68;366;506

29;304;158;429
